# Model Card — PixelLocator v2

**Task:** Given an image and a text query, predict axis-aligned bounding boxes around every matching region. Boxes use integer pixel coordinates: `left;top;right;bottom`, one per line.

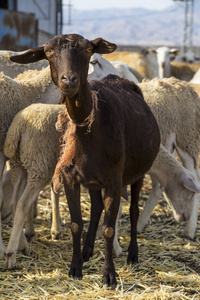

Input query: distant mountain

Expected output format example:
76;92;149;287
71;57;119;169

62;2;200;47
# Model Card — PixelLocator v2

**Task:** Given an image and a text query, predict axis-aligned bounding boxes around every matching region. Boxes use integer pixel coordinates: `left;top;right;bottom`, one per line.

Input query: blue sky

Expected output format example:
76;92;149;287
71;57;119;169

63;0;175;11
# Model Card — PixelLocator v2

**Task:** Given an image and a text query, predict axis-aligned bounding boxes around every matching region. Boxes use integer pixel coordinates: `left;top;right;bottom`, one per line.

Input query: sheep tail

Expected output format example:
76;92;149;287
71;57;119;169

53;110;76;192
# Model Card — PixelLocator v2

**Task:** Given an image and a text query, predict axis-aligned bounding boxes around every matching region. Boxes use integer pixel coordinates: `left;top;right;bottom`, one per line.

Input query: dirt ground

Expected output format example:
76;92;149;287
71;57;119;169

1;174;200;299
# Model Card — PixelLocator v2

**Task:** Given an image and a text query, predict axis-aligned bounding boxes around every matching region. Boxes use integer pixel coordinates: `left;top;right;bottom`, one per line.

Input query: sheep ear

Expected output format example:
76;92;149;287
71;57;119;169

181;173;200;193
91;38;117;54
170;48;179;56
148;49;157;55
10;46;46;64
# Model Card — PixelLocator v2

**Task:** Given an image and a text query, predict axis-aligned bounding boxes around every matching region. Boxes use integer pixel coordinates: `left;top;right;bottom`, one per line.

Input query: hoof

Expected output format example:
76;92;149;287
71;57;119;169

5;252;16;270
182;228;195;241
19;243;30;256
21;245;30;256
69;266;83;279
127;254;139;265
25;232;35;243
51;231;63;240
102;272;117;289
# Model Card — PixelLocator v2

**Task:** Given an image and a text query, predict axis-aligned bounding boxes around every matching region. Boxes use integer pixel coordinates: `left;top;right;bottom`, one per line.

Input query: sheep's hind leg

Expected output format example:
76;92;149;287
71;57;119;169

25;198;39;243
5;185;42;269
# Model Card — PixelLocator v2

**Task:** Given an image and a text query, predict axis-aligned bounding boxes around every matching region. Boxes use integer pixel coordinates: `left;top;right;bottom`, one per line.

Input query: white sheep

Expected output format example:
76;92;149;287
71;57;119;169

147;46;179;78
137;77;200;239
88;53;144;82
0;67;61;257
110;61;145;82
0;50;49;78
114;144;200;256
3;103;65;265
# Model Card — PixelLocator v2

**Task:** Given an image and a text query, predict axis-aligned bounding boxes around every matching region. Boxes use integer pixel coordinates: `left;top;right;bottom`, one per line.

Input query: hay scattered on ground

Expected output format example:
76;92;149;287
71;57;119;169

1;175;200;299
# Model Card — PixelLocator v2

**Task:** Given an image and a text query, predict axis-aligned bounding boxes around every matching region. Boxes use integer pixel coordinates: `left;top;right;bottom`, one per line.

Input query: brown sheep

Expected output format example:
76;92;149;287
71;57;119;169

9;34;160;289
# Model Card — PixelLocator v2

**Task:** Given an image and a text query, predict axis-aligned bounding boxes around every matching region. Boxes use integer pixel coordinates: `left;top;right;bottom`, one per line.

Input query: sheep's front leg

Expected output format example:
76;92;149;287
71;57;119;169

175;146;200;239
137;176;163;233
102;184;121;289
50;184;62;240
5;186;41;269
183;193;200;239
127;177;143;264
82;189;104;262
63;178;83;278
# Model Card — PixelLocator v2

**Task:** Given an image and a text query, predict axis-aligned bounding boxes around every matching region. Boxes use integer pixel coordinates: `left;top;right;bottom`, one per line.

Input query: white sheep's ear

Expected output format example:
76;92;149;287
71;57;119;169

181;173;200;193
10;46;46;64
148;49;157;55
91;38;117;54
170;48;179;56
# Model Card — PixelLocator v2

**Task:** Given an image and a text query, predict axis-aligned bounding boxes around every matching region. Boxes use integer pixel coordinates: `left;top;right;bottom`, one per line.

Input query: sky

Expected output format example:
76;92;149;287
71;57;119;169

63;0;175;11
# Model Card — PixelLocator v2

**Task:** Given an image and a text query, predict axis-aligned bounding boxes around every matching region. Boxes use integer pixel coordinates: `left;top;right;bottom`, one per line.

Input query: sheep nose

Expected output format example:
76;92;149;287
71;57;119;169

161;62;165;68
61;74;78;86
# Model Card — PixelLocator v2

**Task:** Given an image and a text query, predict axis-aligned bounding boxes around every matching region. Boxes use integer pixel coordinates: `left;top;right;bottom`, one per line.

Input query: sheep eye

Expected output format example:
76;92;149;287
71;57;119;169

85;48;93;53
90;60;98;65
45;49;52;55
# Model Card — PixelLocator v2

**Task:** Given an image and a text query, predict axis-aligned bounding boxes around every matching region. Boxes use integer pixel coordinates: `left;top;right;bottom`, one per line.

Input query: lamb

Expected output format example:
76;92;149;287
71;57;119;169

8;34;160;288
3;103;65;262
0;50;49;78
0;67;60;257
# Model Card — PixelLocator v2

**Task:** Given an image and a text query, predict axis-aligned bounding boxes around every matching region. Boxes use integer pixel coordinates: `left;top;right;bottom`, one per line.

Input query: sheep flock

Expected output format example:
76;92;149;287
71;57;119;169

1;42;200;299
